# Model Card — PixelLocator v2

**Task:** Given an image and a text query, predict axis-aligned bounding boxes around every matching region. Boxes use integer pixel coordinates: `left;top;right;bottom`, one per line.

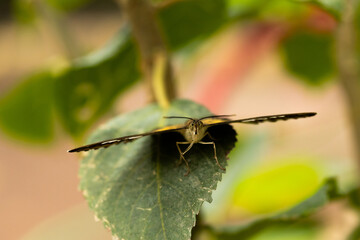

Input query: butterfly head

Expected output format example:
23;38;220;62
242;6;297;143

186;119;204;136
181;119;205;142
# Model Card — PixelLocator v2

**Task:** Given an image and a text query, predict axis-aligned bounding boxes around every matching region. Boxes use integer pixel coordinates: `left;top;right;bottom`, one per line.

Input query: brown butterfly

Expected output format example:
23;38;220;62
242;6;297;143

69;112;316;175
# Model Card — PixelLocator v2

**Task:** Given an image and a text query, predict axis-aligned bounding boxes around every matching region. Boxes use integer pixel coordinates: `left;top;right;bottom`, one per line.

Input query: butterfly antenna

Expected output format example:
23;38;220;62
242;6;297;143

200;114;236;120
163;116;194;120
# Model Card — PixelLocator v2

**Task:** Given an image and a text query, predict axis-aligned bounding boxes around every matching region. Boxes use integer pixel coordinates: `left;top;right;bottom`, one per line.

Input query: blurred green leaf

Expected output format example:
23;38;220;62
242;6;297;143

12;0;37;25
233;162;322;214
354;2;360;57
281;30;335;85
210;178;339;239
54;30;140;137
0;71;54;142
258;0;308;19
227;0;308;20
249;223;318;240
226;0;264;17
45;0;93;12
79;99;237;240
158;0;228;51
348;224;360;240
348;187;360;209
300;0;344;19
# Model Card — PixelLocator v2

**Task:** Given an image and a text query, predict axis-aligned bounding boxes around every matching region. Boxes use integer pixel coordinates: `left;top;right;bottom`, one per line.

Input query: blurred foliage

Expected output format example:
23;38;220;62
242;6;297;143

158;0;227;51
54;30;140;137
348;188;360;210
0;71;54;142
355;2;360;57
4;0;234;140
227;0;308;20
4;0;344;140
210;178;340;239
248;223;319;240
233;161;322;214
348;224;360;240
281;30;335;85
304;0;344;19
45;0;94;12
12;0;37;24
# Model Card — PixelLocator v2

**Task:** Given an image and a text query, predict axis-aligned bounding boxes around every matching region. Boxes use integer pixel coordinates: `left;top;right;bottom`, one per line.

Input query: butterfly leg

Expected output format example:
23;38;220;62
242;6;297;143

176;141;194;176
204;131;216;141
199;141;225;171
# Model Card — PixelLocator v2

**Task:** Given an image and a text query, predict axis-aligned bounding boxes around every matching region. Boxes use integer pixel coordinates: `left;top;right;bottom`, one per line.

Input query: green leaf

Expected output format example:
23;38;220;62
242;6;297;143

45;0;94;12
348;224;360;240
226;0;308;20
0;71;54;142
300;0;344;19
280;30;335;85
79;99;237;240
12;0;37;25
232;162;322;214
158;0;228;51
54;30;140;137
354;2;360;58
210;178;339;239
245;223;319;240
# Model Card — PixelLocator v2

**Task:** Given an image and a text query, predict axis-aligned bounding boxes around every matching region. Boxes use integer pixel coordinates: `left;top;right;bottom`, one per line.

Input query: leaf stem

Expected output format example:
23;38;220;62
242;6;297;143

117;0;176;106
152;52;170;108
336;0;360;173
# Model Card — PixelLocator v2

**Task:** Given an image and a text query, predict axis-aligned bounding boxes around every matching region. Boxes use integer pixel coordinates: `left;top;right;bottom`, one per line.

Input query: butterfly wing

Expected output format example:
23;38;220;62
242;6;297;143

202;112;316;127
68;123;186;153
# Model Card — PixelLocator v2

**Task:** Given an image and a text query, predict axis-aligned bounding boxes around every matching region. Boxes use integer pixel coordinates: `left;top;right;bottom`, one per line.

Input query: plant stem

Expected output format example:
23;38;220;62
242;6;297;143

336;0;360;172
117;0;176;106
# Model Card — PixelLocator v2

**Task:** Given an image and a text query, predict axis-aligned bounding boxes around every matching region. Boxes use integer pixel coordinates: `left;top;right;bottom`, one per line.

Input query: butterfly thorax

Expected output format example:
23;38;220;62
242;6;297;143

180;119;208;143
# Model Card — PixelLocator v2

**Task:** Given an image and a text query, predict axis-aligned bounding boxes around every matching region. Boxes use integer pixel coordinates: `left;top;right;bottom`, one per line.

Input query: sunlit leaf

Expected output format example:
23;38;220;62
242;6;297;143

0;71;54;142
226;0;308;20
79;99;237;240
233;162;322;214
210;178;339;239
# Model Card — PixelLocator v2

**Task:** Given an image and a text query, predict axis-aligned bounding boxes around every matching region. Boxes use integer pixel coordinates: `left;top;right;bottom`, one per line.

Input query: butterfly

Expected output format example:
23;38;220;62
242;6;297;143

69;112;316;175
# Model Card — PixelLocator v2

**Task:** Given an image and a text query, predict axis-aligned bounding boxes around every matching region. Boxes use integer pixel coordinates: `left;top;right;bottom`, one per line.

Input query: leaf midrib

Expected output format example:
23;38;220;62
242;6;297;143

156;136;167;240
